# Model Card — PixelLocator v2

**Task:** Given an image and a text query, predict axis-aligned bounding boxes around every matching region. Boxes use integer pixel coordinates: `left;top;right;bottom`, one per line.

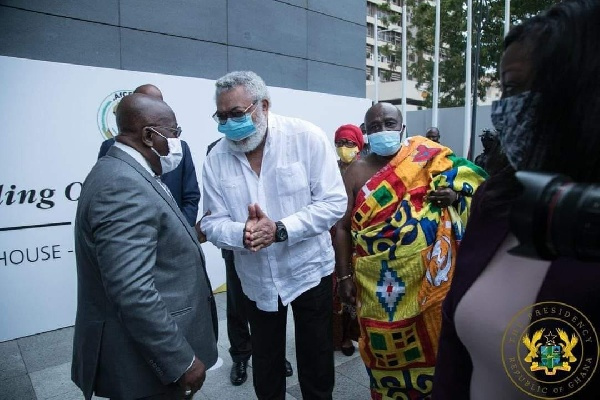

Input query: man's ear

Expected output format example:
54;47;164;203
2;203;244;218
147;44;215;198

141;127;154;147
261;99;270;113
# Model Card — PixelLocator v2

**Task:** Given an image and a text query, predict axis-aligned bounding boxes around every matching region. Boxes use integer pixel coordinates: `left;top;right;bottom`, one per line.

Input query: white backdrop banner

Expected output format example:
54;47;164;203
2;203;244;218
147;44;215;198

0;56;371;341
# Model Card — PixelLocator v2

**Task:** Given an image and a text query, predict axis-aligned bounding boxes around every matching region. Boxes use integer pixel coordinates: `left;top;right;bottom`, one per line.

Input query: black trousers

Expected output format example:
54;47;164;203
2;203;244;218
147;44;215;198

224;250;252;363
245;275;334;400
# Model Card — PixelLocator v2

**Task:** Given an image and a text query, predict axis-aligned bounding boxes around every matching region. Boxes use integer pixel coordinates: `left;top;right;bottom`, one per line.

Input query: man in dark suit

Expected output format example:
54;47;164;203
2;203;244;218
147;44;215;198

98;84;200;226
72;94;217;399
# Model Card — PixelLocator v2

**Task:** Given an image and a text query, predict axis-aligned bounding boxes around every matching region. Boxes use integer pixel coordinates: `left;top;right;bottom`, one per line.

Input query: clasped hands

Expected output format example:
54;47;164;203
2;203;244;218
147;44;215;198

194;204;276;251
244;203;276;252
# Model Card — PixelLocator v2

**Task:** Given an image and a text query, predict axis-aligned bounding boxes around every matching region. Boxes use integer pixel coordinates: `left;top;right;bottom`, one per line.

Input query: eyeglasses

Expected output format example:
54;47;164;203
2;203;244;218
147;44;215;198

212;101;257;125
148;126;182;138
335;139;359;148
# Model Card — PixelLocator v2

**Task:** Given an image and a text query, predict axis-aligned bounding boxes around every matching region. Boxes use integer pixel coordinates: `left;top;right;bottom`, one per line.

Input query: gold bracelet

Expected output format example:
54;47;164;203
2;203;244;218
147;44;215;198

336;274;353;283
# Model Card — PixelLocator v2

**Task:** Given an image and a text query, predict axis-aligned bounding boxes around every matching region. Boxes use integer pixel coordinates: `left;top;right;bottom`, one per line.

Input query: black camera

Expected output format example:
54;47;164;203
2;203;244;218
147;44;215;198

479;128;496;139
509;171;600;261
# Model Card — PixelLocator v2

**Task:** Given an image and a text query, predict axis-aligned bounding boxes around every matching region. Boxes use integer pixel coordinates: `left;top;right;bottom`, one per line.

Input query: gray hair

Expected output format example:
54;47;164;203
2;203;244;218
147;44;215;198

215;71;270;104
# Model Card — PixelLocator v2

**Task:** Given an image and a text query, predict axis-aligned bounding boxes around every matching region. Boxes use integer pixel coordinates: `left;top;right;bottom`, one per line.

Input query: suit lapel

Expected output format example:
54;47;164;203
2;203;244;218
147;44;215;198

107;146;201;249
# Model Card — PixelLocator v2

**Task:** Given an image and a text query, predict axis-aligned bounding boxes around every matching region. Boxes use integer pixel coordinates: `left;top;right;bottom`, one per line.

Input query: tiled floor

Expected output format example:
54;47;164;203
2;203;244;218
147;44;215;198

0;292;371;400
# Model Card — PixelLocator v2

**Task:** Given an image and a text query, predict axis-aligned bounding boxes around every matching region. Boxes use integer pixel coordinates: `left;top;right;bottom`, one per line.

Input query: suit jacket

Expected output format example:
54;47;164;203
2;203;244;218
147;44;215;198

72;146;218;400
432;181;600;399
98;138;200;226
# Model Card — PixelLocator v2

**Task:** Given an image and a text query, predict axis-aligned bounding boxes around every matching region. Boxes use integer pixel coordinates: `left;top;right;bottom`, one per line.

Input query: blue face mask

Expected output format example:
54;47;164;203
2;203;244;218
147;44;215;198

218;113;257;141
368;130;402;156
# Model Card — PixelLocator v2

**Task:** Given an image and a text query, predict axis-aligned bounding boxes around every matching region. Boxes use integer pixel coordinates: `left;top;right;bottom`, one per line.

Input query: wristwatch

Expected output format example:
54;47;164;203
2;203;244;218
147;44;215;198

274;221;288;242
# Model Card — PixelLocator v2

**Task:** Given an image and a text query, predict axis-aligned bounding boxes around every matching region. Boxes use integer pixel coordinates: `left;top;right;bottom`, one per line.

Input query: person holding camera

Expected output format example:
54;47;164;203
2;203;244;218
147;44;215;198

473;129;500;174
432;1;600;398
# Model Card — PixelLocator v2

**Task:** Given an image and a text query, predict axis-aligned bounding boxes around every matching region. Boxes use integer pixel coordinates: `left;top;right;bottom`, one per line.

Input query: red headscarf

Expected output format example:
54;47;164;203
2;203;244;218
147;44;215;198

334;124;364;151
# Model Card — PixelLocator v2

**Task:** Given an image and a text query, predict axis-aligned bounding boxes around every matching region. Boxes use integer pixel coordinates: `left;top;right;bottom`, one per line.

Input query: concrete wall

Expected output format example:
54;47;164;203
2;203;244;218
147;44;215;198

0;0;366;97
406;105;494;159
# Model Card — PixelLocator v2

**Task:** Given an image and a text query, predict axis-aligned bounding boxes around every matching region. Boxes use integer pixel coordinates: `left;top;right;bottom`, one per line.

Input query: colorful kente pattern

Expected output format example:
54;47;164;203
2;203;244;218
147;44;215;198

352;136;486;399
376;260;406;321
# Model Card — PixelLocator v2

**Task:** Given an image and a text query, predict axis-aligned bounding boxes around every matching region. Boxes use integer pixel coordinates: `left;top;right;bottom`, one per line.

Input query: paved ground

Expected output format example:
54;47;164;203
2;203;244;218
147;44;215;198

0;292;371;400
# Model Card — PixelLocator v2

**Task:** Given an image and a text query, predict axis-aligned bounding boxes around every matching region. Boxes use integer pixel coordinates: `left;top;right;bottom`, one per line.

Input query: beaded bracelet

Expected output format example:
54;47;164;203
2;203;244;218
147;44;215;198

336;274;353;283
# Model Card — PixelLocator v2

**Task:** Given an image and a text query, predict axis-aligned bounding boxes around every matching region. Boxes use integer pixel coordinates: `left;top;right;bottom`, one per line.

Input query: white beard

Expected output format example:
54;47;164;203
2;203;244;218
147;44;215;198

227;109;268;153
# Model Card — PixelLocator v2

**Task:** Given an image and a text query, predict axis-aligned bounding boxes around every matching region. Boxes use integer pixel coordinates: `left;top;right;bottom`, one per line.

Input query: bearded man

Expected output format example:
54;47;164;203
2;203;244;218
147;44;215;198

200;71;347;400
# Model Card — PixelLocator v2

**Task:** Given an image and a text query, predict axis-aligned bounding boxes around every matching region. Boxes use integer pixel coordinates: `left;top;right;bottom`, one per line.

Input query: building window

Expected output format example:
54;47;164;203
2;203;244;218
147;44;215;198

394;32;402;44
379;71;391;83
367;3;377;17
377;29;401;45
378;29;391;43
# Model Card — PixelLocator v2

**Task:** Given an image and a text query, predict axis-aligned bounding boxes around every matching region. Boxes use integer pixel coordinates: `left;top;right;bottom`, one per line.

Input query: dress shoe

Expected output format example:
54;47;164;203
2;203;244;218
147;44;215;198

341;344;355;356
230;360;248;386
285;359;293;377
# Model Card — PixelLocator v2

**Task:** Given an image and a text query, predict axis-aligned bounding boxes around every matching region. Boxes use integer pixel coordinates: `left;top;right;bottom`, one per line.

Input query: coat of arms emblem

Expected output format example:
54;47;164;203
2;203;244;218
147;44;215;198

522;328;579;375
502;302;598;398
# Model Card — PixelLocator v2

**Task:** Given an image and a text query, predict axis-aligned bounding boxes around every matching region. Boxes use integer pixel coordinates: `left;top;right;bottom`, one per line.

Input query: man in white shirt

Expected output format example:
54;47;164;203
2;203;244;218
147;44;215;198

201;71;347;400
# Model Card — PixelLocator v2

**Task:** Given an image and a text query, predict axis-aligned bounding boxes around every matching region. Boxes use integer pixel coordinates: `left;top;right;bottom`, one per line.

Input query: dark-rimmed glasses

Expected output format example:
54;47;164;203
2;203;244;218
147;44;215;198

212;101;257;125
335;139;359;148
148;126;182;138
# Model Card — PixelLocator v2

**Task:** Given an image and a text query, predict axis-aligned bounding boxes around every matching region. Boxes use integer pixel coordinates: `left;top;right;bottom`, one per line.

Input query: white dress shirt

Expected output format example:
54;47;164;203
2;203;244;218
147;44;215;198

202;113;347;311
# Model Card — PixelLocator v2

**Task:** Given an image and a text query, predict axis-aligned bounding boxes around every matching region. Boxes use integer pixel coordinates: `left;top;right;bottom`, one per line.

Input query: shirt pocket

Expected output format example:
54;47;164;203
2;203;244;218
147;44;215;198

221;175;248;222
276;162;311;216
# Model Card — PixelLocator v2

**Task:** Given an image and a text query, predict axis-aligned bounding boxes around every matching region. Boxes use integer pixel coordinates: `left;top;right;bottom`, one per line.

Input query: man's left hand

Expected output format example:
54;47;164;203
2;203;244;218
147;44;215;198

194;211;211;243
427;187;458;208
244;204;276;252
177;356;206;398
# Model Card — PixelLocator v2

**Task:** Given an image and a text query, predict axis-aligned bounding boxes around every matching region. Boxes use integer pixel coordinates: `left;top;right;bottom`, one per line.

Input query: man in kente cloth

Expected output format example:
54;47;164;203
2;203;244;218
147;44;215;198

334;103;486;399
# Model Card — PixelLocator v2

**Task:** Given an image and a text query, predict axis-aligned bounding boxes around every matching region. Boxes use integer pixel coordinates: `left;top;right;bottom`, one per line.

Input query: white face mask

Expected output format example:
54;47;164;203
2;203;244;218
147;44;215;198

151;134;183;175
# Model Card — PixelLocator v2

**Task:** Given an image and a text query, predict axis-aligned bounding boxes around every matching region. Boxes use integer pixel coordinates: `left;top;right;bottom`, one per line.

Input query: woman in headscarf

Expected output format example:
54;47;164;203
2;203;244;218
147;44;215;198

332;124;363;355
334;124;364;174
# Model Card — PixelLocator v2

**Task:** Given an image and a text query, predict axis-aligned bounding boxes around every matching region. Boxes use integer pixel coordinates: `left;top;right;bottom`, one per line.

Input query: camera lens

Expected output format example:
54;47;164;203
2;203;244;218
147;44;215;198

510;171;600;261
554;184;600;260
